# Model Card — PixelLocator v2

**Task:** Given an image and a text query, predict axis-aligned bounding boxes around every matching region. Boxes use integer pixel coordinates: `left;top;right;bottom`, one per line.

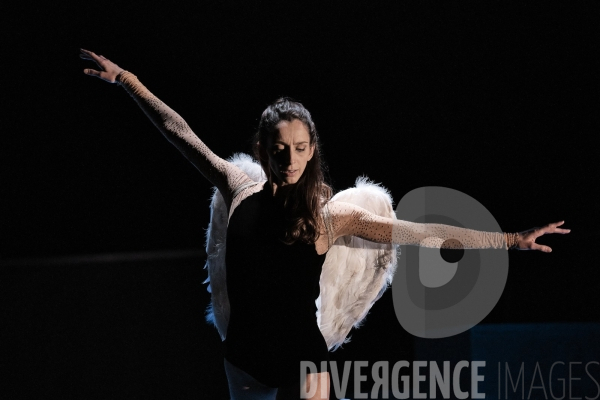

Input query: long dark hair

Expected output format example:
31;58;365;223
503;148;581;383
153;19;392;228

253;98;332;245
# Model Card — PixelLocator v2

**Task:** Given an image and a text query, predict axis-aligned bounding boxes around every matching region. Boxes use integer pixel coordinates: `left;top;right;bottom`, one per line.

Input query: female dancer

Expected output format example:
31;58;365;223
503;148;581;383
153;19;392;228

80;49;570;400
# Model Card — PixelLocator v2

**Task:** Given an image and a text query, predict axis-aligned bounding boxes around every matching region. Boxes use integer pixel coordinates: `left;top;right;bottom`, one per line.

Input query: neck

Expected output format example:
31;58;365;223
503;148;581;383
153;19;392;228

270;178;289;197
270;179;296;199
271;181;279;196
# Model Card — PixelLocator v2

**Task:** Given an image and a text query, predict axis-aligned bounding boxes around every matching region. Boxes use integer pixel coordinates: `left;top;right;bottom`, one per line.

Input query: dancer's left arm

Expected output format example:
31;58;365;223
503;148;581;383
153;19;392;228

326;201;570;252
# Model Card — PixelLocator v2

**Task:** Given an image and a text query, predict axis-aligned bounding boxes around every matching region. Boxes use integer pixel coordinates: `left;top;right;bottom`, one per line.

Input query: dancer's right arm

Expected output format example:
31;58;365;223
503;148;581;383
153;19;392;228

80;49;252;206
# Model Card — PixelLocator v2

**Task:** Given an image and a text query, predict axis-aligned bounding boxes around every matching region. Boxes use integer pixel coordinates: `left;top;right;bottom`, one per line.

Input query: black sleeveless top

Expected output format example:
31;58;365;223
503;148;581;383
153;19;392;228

223;182;329;388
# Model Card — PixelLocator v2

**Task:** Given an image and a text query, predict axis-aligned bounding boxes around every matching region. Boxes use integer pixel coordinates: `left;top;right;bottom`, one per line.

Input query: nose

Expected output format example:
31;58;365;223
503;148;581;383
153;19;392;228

287;147;298;165
276;147;295;168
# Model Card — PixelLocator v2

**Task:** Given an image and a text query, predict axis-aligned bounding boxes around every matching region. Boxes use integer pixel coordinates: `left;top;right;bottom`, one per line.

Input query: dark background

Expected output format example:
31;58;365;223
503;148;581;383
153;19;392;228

2;1;598;399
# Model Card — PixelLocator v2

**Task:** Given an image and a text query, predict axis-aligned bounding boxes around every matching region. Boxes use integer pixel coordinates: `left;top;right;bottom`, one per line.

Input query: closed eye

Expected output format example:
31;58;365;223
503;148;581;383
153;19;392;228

272;146;306;153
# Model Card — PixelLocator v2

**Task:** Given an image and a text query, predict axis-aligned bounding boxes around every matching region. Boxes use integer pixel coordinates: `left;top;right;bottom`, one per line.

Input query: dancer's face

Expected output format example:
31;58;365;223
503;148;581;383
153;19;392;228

266;119;315;186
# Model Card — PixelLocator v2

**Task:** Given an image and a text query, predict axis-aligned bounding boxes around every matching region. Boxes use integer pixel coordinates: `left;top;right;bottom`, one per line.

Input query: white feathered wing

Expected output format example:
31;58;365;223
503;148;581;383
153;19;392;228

203;154;398;351
203;153;265;341
317;177;398;350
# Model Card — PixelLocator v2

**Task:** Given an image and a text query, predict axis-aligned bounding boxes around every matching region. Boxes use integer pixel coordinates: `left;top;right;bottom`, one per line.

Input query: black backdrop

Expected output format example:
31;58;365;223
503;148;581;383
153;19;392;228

2;1;598;399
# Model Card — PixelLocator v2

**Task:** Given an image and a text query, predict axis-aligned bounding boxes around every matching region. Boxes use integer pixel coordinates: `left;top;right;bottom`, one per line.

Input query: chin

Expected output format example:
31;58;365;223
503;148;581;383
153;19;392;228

283;178;299;185
277;172;303;186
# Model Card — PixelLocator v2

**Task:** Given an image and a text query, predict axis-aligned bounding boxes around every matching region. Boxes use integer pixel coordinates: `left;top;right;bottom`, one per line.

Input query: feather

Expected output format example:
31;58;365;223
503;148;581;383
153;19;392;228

317;176;399;351
203;153;265;340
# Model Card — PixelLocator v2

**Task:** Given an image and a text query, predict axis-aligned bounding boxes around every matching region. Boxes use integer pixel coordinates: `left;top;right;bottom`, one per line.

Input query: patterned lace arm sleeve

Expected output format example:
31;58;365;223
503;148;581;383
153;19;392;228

116;71;252;204
326;201;510;250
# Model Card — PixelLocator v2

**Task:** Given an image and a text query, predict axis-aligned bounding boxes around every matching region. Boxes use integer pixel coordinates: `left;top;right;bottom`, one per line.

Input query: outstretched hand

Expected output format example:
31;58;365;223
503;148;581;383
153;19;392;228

80;49;124;83
516;221;570;252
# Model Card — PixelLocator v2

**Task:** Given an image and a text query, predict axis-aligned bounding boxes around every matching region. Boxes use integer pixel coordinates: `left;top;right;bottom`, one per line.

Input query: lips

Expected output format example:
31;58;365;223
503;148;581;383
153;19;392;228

282;170;298;177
